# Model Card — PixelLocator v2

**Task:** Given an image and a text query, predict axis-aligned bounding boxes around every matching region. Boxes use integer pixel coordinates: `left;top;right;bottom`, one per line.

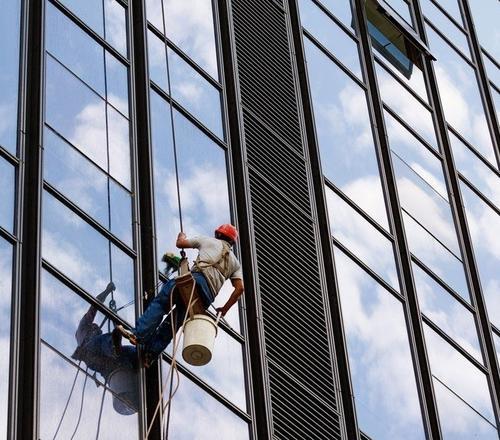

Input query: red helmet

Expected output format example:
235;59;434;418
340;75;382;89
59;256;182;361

215;224;238;243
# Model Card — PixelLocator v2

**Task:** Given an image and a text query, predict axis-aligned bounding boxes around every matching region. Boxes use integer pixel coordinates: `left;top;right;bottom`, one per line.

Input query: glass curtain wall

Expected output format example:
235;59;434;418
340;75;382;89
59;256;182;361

297;1;425;438
298;0;499;439
0;1;22;437
39;0;140;438
145;0;250;438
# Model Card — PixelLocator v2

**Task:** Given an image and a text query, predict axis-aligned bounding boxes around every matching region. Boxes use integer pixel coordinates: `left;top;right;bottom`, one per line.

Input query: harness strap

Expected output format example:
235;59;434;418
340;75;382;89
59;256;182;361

192;242;231;278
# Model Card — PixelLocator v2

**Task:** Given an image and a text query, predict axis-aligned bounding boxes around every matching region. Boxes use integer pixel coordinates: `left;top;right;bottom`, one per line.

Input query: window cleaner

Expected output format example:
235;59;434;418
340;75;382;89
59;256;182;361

115;224;244;368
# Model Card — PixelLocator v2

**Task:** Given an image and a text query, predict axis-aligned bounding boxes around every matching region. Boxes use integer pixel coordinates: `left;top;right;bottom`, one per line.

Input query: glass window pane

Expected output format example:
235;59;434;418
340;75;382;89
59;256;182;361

494;333;500;366
420;0;470;57
104;0;128;57
375;61;437;149
0;239;13;439
106;52;129;117
164;366;250;439
42;191;135;323
58;0;104;36
467;0;500;61
423;323;497;426
107;105;131;189
334;247;425;439
147;29;169;91
482;52;499;89
413;263;482;362
327;188;399;290
299;0;362;78
40;271;140;438
145;0;163;30
427;27;496;166
46;55;108;171
109;183;133;247
433;0;463;25
460;182;500;329
384;0;412;25
403;211;470;301
164;0;219;79
392;154;460;255
315;0;354;31
46;3;105;96
0;159;15;233
168;49;224;138
173;329;246;410
304;38;389;229
0;0;21;154
385;110;448;199
449;130;500;208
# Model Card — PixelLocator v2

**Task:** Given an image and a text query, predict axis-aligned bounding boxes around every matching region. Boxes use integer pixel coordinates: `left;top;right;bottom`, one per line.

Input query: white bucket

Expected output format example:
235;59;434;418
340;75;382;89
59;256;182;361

182;314;218;366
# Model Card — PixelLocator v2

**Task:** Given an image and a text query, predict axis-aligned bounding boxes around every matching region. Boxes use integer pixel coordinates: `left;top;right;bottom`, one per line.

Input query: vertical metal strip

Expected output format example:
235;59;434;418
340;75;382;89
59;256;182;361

352;0;442;438
412;0;500;426
287;1;360;438
129;0;162;438
217;0;273;438
15;0;45;438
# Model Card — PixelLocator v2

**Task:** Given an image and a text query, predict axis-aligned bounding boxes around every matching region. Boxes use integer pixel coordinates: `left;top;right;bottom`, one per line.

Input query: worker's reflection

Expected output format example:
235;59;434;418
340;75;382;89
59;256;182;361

71;282;139;415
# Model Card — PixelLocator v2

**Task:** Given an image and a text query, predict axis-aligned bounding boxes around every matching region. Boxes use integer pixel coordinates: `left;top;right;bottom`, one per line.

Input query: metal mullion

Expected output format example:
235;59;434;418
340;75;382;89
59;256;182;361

490;80;499;94
411;255;476;314
413;0;500;426
49;0;130;66
332;237;404;301
302;29;367;89
374;54;434;111
310;0;359;41
149;80;227;149
459;0;500;168
402;208;463;262
43;181;136;258
458;174;500;218
422;315;487;374
354;1;443;437
325;178;394;241
159;352;252;422
0;146;19;166
146;23;222;90
383;103;442;158
44;124;133;194
482;49;500;71
0;227;17;245
42;258;131;326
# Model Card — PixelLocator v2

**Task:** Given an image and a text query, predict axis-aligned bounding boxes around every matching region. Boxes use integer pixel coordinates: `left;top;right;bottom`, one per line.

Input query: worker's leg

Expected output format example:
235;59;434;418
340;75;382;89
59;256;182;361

134;279;176;342
143;299;186;358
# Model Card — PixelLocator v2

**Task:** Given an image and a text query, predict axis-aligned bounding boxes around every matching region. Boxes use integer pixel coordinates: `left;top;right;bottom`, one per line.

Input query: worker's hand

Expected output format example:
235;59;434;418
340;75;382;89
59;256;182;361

177;231;186;240
96;282;116;302
215;306;228;317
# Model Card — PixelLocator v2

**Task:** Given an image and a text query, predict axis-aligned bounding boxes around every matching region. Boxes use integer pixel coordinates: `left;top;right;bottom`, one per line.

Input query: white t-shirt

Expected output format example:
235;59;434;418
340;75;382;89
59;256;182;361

187;236;243;296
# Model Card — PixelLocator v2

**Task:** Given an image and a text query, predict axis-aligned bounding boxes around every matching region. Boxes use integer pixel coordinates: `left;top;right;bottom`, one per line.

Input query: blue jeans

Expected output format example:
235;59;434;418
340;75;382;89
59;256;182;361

135;272;213;358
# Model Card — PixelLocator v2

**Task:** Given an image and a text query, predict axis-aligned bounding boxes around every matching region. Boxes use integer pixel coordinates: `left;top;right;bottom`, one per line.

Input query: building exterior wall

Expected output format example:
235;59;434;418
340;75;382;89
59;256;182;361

0;0;499;439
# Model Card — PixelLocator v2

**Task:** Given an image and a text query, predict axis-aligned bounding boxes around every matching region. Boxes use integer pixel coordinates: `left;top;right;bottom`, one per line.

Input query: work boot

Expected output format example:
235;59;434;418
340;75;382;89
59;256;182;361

116;324;138;345
111;327;122;356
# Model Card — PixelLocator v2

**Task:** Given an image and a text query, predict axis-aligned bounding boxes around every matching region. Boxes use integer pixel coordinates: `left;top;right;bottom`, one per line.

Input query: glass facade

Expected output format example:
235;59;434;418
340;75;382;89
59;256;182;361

2;0;499;438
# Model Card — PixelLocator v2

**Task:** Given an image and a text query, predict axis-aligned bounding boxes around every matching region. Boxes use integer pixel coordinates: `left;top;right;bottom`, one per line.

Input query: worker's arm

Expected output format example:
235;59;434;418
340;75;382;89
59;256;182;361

216;278;244;317
80;282;116;325
176;231;193;249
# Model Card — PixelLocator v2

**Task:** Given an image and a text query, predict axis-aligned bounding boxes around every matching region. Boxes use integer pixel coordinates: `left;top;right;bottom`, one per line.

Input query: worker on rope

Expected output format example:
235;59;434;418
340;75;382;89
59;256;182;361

72;282;139;414
116;224;244;367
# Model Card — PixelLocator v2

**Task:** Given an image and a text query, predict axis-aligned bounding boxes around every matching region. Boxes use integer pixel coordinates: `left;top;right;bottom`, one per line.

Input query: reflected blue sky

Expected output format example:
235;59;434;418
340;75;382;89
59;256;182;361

494;333;500;366
334;246;425;439
423;323;497;428
164;364;249;439
304;38;389;230
427;27;496;166
384;0;412;25
0;239;12;440
314;0;355;32
412;263;482;363
106;52;130;117
467;0;499;61
327;188;399;291
483;53;499;88
58;0;104;36
104;0;128;57
432;0;463;25
0;0;21;155
460;182;500;329
0;159;15;233
299;0;362;78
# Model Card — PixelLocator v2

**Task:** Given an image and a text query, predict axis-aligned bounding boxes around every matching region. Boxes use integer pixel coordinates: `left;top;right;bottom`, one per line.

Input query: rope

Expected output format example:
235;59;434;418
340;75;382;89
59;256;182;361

145;282;197;438
70;367;90;440
52;361;82;440
94;380;107;440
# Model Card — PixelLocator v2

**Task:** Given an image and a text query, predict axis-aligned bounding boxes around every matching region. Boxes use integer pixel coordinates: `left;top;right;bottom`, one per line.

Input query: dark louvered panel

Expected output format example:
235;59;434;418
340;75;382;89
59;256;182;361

231;0;343;438
269;361;342;440
232;0;303;151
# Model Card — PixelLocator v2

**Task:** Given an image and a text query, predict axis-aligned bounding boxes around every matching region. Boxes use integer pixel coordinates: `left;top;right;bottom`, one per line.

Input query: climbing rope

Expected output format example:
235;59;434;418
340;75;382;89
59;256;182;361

69;367;89;440
94;379;108;440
